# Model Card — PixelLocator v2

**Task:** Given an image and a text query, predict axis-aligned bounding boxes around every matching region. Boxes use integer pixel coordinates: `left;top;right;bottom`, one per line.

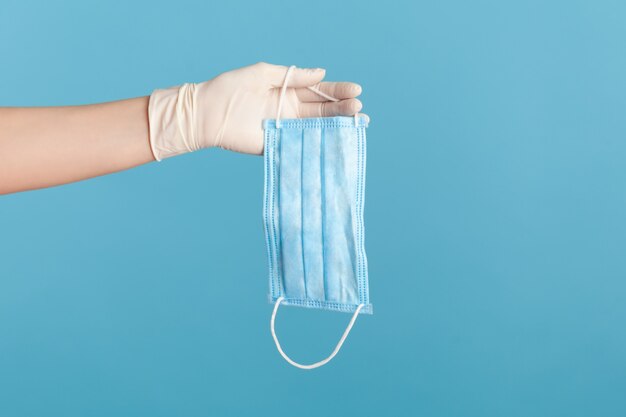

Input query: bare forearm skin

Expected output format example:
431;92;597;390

0;97;155;195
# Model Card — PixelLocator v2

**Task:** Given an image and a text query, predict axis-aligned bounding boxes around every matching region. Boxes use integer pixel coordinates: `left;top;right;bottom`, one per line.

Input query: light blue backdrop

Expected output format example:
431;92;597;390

1;0;626;416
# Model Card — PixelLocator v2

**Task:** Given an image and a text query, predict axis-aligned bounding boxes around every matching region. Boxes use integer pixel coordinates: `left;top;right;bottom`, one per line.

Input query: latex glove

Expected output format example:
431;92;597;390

148;62;364;160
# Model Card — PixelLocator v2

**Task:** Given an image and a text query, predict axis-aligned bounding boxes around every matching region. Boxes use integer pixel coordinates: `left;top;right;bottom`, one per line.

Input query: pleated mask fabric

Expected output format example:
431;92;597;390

263;115;372;314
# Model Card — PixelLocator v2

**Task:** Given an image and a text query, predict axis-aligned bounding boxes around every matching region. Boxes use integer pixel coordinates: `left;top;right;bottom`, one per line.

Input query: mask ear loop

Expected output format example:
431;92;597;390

275;65;359;128
271;296;365;370
275;65;296;129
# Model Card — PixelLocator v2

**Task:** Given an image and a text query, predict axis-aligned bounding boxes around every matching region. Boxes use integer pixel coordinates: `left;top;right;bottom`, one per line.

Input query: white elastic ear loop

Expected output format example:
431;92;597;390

276;65;360;128
275;65;296;128
270;296;365;370
306;84;360;125
305;86;339;102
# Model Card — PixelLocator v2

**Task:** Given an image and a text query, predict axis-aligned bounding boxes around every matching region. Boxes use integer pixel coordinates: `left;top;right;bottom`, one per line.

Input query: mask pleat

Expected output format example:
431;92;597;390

323;126;359;305
301;127;325;301
278;127;306;299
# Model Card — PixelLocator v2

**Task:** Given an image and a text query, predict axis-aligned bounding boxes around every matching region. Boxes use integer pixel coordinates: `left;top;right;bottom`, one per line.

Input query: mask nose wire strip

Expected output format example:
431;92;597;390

275;65;360;128
270;296;365;370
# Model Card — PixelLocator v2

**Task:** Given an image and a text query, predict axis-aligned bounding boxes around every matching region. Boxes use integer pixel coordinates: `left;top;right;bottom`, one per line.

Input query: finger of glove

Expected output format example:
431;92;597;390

295;82;362;102
259;62;326;87
298;98;362;118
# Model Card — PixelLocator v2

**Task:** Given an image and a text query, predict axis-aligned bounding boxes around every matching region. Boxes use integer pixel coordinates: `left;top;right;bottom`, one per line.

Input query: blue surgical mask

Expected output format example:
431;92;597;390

262;66;372;369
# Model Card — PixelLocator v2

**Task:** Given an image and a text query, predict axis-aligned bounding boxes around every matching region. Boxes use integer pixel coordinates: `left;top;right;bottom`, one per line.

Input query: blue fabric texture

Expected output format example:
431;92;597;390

263;116;372;314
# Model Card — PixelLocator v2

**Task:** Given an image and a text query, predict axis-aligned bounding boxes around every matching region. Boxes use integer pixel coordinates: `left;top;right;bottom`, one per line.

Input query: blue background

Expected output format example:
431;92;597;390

1;0;626;415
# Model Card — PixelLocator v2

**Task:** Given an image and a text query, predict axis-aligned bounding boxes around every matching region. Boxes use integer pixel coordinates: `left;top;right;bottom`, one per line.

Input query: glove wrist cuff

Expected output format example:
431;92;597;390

148;84;199;161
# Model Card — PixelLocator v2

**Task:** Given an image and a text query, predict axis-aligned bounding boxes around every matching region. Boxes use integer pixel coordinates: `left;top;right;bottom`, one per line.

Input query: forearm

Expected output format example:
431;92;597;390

0;97;154;194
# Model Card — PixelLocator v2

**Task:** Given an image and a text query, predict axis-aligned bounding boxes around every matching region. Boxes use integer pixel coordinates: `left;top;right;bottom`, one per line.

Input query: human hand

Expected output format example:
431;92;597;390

148;62;364;160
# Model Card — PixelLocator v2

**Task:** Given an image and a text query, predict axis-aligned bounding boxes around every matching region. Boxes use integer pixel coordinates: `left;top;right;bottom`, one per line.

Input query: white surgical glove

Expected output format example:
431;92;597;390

148;62;364;160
